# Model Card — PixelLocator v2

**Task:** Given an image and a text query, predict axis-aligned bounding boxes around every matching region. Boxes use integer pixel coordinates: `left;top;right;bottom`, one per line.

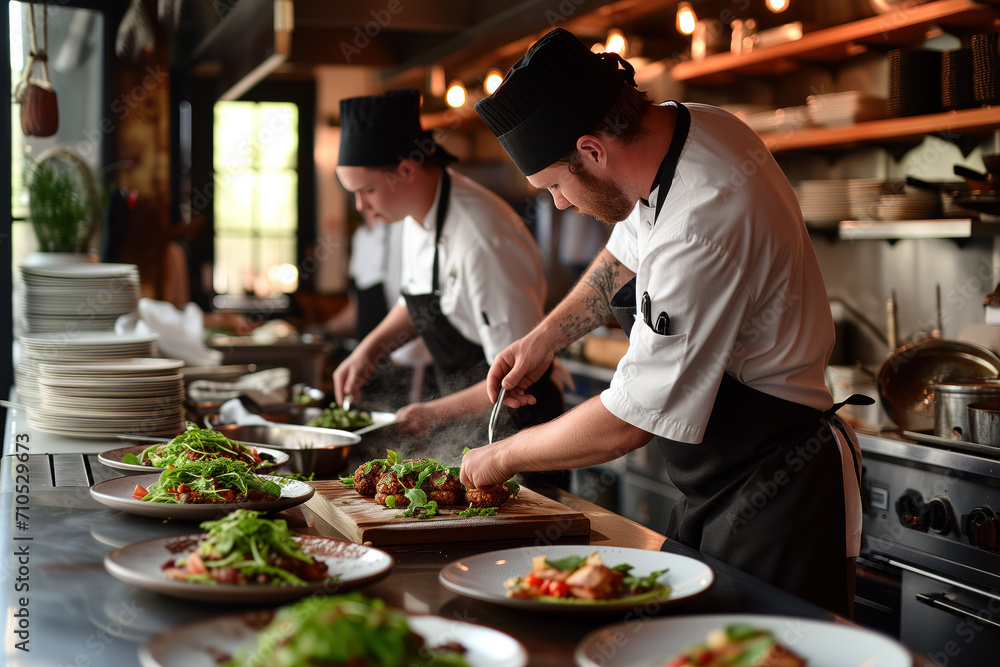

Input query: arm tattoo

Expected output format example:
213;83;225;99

556;255;621;341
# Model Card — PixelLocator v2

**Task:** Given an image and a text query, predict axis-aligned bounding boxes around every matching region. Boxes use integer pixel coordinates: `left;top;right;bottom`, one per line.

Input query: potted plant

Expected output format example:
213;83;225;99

24;146;101;258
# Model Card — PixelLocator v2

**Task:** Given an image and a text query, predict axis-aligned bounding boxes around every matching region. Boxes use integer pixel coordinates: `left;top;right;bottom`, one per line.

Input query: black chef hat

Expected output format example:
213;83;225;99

475;28;636;176
339;89;456;167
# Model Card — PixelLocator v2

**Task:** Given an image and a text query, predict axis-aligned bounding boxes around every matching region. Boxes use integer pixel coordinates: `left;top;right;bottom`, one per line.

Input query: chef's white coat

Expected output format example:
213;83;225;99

398;168;547;363
601;102;861;556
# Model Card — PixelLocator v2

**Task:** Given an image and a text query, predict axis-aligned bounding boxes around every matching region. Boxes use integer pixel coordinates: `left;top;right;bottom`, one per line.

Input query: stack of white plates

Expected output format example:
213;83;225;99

796;179;852;227
18;263;140;334
29;358;185;439
876;188;942;220
847;179;887;220
806;91;888;126
743;105;813;134
16;331;158;407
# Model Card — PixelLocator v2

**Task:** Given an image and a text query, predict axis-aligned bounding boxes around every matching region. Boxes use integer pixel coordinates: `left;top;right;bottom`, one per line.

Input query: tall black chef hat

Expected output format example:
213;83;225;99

474;28;636;176
339;89;456;167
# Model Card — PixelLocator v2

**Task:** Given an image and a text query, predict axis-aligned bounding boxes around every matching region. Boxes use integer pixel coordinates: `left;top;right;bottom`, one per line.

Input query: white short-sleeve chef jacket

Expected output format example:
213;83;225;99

398;168;547;363
602;103;836;444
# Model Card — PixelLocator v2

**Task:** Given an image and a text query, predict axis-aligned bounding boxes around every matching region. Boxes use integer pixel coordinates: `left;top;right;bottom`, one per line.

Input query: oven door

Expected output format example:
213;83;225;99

888;557;1000;667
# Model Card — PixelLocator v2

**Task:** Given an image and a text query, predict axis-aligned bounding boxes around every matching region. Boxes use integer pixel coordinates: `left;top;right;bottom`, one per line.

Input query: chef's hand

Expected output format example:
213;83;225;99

394;402;438;437
460;443;512;489
332;351;373;407
487;334;555;408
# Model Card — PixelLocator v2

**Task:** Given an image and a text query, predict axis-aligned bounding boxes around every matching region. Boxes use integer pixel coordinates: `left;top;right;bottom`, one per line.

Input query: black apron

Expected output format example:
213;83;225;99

354;282;388;340
609;102;868;616
402;171;563;436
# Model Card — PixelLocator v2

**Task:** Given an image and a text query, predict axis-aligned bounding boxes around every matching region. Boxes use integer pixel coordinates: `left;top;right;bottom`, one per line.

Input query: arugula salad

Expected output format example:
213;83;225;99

133;459;282;505
222;593;469;667
163;509;336;586
504;551;670;602
306;402;374;429
123;423;265;470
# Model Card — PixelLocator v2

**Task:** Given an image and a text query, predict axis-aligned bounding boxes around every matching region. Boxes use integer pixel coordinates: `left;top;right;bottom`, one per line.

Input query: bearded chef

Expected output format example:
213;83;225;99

461;28;869;617
332;89;564;457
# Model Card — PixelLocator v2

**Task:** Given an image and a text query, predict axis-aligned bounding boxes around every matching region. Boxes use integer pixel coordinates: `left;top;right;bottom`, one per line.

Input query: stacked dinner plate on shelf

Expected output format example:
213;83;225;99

795;179;851;228
31;357;186;439
876;186;942;221
847;178;887;220
17;262;140;334
806;91;887;126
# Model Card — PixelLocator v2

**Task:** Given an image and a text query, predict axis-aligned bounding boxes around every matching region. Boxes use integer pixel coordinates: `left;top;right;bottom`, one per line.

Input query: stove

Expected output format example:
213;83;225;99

857;432;1000;666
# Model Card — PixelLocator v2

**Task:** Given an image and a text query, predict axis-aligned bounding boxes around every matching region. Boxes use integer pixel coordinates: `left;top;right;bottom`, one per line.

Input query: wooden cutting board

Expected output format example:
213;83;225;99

306;480;591;547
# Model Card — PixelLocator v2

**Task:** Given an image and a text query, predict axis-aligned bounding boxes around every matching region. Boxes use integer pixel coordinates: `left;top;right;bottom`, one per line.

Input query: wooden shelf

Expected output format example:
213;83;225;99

761;105;1000;152
671;0;1000;85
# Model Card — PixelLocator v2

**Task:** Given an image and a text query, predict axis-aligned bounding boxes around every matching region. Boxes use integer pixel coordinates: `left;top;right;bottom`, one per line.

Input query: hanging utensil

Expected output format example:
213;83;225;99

487;387;506;445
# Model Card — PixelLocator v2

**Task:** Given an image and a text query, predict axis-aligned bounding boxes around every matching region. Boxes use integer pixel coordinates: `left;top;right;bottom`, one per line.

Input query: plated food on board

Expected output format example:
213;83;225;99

344;449;519;518
504;551;669;603
662;624;805;667
162;509;334;586
123;423;268;469
133;459;281;505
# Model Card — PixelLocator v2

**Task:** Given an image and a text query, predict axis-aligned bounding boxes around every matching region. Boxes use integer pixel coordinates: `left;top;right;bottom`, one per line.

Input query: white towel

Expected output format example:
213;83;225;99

187;367;290;403
116;298;223;366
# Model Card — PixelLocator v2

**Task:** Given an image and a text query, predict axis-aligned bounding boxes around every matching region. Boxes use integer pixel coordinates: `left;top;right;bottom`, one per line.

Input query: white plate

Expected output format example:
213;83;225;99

105;534;395;603
97;444;289;474
19;330;158;347
438;545;714;615
574;613;911;667
138;608;527;667
89;473;314;520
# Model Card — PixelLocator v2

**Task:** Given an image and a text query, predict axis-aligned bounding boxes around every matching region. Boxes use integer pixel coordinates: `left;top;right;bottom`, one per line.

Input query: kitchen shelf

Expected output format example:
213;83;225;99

762;106;1000;152
837;218;983;239
670;0;1000;85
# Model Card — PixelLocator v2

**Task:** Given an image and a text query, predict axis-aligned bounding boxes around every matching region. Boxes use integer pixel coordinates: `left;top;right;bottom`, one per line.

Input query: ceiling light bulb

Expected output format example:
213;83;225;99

605;29;627;56
766;0;789;12
484;69;503;95
446;80;466;108
676;2;697;36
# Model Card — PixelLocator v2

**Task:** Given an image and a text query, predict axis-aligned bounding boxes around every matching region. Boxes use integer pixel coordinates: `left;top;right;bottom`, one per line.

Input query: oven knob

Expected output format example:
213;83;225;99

896;489;927;531
965;507;1000;552
923;496;954;535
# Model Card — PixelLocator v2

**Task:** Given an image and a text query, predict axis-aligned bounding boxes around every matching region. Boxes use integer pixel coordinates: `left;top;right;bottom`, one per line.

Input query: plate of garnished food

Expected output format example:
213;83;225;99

89;459;314;520
439;545;714;615
104;509;393;603
139;592;527;667
575;613;911;667
99;424;288;473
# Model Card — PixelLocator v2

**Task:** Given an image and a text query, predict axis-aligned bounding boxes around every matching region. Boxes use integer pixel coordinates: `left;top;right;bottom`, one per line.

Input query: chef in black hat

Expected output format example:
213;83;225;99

463;28;867;617
333;89;564;454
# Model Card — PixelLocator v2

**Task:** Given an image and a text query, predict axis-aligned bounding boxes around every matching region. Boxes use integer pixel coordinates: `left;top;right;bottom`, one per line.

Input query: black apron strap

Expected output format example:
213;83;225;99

653;102;691;221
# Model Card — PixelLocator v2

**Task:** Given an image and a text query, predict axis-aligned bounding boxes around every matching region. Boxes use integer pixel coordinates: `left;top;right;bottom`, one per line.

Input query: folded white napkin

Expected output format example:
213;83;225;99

217;398;270;426
116;298;223;367
187;367;290;403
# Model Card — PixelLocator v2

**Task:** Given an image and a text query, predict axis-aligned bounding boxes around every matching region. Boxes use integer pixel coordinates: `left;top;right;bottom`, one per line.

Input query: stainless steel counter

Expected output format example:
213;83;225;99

0;421;942;666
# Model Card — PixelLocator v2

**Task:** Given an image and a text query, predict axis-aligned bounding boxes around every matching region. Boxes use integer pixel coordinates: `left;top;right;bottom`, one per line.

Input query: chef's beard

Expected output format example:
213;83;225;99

571;166;635;224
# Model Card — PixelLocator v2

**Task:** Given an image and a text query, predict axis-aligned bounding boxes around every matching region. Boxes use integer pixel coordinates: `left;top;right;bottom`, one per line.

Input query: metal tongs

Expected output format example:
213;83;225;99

487;386;506;445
